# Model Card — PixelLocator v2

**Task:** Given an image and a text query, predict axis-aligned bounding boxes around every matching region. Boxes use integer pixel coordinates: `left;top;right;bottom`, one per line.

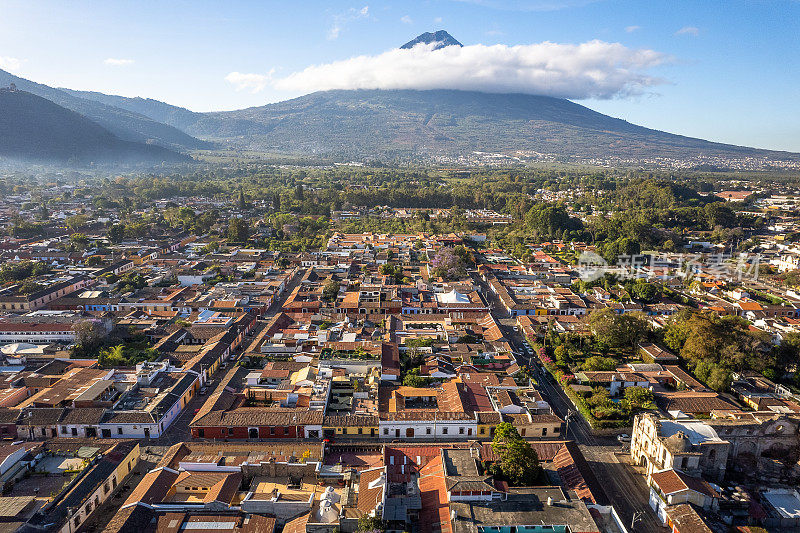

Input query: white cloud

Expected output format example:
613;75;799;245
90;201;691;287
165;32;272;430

0;56;23;72
327;26;342;40
625;25;641;33
400;15;413;24
104;58;134;66
675;26;699;36
328;5;370;40
225;70;274;93
260;40;669;100
434;17;443;23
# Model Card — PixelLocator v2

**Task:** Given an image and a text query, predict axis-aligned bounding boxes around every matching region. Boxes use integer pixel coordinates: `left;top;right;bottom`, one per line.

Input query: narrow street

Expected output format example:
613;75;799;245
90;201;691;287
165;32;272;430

472;269;664;532
152;268;307;447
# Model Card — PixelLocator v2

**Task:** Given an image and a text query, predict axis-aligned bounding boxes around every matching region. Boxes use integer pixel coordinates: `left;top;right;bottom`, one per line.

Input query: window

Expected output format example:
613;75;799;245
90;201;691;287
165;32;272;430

442;428;448;435
117;427;123;435
61;426;67;434
384;428;389;435
198;429;205;438
104;482;110;494
426;427;432;435
459;427;464;435
74;517;81;528
542;428;547;437
71;428;77;436
228;427;234;436
479;427;485;435
358;427;363;435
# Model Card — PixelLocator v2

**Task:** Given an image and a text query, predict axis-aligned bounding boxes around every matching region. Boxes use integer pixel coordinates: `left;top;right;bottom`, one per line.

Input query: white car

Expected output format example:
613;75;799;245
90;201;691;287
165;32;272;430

617;434;631;443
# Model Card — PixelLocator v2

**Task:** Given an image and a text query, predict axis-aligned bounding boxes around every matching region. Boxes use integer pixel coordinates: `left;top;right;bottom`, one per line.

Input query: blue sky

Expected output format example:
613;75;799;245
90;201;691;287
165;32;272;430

0;0;799;151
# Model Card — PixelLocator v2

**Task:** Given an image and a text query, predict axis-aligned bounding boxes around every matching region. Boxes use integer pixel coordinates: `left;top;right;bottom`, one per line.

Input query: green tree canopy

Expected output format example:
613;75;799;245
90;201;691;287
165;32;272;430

490;422;542;486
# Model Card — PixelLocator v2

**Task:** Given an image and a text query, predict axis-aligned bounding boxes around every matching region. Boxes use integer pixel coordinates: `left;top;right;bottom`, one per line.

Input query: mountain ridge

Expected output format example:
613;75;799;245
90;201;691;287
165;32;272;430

175;89;800;163
2;29;798;167
0;89;189;164
0;69;209;150
401;30;463;50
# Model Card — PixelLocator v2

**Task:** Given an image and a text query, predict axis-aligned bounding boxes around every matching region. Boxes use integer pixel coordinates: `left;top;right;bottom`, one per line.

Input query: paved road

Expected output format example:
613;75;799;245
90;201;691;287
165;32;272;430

152;268;307;447
472;269;664;532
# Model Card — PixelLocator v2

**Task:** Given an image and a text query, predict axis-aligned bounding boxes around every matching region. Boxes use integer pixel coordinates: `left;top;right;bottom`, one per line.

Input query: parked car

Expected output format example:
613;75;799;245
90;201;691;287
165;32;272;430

617;433;631;443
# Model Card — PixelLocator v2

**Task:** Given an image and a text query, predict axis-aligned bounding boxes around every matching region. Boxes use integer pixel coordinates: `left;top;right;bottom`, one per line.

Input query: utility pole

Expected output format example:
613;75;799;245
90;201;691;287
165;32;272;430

564;409;575;439
631;511;643;531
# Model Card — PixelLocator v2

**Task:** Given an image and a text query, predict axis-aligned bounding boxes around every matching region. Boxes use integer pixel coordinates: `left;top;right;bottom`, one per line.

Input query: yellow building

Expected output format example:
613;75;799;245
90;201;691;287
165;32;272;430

322;415;379;439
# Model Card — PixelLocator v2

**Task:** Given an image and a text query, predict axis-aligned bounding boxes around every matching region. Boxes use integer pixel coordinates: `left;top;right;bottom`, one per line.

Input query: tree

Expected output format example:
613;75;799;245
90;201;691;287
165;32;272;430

356;515;387;533
72;320;107;356
553;345;570;366
583;356;618;371
623;386;653;409
490;422;542;486
661;309;771;391
602;237;641;264
629;280;661;303
17;281;44;295
108;223;125;243
586;386;612;408
98;345;127;368
65;214;89;232
322;280;340;302
379;263;404;283
429;246;467;280
238;187;247;210
585;308;650;350
525;204;582;239
703;202;736;229
227;218;250;243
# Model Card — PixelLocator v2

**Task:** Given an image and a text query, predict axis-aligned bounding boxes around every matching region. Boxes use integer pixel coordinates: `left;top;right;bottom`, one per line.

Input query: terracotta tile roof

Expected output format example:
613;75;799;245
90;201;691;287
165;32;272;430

666;503;714;532
104;503;155;533
356;467;386;514
553;441;596;503
418;456;451;533
191;407;324;427
282;513;310;533
650;469;719;499
738;301;764;311
655;392;737;414
123;467;180;506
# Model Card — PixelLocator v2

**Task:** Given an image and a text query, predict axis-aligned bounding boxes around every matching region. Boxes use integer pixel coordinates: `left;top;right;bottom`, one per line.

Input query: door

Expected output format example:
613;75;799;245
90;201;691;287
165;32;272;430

249;428;259;439
143;428;150;439
395;429;400;438
101;429;111;438
406;428;415;438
